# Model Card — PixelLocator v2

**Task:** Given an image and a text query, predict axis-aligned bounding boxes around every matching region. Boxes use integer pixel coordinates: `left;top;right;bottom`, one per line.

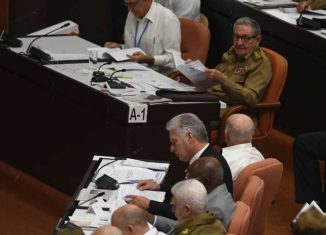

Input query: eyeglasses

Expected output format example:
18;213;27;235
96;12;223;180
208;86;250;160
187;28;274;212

233;34;257;43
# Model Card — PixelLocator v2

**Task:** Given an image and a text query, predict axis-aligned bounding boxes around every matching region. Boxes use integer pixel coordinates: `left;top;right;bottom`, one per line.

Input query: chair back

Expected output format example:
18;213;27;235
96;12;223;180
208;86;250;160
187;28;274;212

240;175;264;235
256;47;288;139
179;18;210;64
227;201;250;235
233;158;283;235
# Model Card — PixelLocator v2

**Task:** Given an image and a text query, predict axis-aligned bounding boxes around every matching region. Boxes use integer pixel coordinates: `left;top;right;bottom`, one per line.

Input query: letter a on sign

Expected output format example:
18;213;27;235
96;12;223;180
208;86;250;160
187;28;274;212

128;104;147;123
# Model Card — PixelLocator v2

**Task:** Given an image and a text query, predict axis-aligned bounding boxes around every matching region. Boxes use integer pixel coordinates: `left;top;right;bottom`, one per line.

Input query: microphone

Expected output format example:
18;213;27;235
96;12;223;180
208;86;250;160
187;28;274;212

54;191;105;232
26;22;71;61
92;147;143;182
0;10;39;48
296;8;321;30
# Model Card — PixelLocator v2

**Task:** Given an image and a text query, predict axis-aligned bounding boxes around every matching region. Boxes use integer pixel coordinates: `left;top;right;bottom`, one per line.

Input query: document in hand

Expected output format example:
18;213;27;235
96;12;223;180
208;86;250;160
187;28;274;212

177;60;216;90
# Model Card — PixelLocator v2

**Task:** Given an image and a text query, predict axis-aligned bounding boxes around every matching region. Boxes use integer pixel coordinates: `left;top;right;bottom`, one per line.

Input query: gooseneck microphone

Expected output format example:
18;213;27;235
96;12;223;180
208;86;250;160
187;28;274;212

92;147;143;182
0;10;39;48
54;191;105;232
25;22;70;61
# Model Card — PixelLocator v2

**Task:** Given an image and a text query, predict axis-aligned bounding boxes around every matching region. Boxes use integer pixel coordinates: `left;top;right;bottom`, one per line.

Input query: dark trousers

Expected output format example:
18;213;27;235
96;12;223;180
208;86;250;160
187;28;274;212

293;131;326;210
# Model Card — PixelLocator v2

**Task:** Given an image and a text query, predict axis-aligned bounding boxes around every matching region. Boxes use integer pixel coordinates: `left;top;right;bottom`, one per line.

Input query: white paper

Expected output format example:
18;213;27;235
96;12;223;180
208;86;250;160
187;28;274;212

98;165;157;183
49;52;89;61
292;200;325;223
88;47;146;61
177;60;216;90
121;158;170;171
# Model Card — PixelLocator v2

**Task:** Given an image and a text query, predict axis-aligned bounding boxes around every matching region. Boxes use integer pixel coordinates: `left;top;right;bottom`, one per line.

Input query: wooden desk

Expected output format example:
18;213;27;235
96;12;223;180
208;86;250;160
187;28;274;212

202;0;326;136
0;37;220;195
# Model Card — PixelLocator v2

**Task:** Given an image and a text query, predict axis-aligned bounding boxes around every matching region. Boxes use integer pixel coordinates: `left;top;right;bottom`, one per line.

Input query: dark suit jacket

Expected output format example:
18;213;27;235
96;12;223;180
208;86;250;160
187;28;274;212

148;144;233;219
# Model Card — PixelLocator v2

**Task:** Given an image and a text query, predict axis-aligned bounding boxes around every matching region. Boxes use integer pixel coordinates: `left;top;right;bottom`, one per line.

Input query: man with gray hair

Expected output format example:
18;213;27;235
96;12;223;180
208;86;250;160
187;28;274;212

206;16;271;107
223;113;264;180
154;157;235;233
125;113;232;219
171;17;271;108
169;179;225;235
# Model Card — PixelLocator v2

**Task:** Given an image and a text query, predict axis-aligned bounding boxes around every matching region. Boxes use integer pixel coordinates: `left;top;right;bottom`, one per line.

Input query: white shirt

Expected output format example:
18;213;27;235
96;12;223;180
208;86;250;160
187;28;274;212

189;143;209;165
155;0;201;21
124;2;181;68
145;226;166;235
222;143;265;181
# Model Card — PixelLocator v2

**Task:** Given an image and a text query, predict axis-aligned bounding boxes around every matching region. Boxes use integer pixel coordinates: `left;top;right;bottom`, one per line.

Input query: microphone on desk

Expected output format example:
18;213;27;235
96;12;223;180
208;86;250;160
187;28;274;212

54;191;105;233
0;10;39;48
296;9;322;30
25;22;71;61
91;147;144;182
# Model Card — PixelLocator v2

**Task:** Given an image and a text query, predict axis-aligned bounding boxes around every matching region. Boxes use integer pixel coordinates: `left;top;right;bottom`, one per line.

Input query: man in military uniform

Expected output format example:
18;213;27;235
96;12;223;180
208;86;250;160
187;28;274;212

168;179;225;235
297;0;326;12
205;17;271;107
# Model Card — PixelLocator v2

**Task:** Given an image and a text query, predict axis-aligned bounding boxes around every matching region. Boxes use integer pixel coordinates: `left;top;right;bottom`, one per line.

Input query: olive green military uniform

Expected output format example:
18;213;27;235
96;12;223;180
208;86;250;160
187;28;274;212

171;212;225;235
208;46;272;107
309;0;326;9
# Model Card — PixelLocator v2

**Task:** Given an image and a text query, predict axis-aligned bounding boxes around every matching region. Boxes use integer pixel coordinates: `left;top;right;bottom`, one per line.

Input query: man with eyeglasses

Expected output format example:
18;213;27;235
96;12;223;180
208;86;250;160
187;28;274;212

205;17;272;108
104;0;181;71
172;17;271;108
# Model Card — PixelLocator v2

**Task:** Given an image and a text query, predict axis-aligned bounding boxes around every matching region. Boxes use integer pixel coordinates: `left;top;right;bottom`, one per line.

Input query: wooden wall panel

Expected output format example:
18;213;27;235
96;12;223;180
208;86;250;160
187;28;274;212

0;0;8;31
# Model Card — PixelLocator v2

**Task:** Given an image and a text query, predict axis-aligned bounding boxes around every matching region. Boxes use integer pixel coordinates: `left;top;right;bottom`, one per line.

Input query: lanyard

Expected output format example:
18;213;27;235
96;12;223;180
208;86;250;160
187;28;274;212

134;19;150;48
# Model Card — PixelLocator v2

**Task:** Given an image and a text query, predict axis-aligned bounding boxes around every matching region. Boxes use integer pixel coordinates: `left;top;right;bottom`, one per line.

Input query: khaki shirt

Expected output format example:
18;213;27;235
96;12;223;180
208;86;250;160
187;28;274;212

309;0;326;9
208;46;272;107
173;212;225;235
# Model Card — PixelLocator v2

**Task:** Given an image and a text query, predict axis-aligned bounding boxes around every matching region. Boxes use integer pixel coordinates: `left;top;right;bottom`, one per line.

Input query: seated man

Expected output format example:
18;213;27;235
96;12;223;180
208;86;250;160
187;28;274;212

169;179;225;235
105;0;181;70
223;113;265;181
111;204;166;235
155;0;201;21
293;132;326;212
155;157;235;232
125;113;232;219
92;225;123;235
297;0;326;12
172;17;271;108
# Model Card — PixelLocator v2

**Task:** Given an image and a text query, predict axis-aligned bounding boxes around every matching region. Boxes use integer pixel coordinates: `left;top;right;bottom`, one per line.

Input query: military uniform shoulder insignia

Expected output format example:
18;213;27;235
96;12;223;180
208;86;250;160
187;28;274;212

252;50;263;61
181;228;190;235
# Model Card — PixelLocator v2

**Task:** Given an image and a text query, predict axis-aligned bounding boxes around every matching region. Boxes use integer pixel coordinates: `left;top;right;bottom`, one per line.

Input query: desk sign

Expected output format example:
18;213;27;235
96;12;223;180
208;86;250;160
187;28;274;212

128;104;148;123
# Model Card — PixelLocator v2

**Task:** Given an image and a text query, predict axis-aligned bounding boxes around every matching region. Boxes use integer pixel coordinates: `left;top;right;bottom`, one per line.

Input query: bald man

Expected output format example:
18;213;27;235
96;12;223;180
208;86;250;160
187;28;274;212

222;113;264;180
92;225;123;235
111;204;166;235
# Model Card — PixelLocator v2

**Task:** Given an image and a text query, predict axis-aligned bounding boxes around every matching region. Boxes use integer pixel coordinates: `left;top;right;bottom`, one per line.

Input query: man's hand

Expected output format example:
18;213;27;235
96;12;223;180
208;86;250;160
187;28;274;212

127;51;154;64
137;180;160;191
205;69;226;84
104;42;121;48
124;195;150;210
297;1;311;12
168;70;193;85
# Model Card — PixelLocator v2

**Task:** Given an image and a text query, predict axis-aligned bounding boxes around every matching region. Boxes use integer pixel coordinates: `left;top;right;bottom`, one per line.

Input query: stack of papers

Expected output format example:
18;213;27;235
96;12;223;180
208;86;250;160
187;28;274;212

243;0;297;9
87;47;146;62
122;93;172;104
